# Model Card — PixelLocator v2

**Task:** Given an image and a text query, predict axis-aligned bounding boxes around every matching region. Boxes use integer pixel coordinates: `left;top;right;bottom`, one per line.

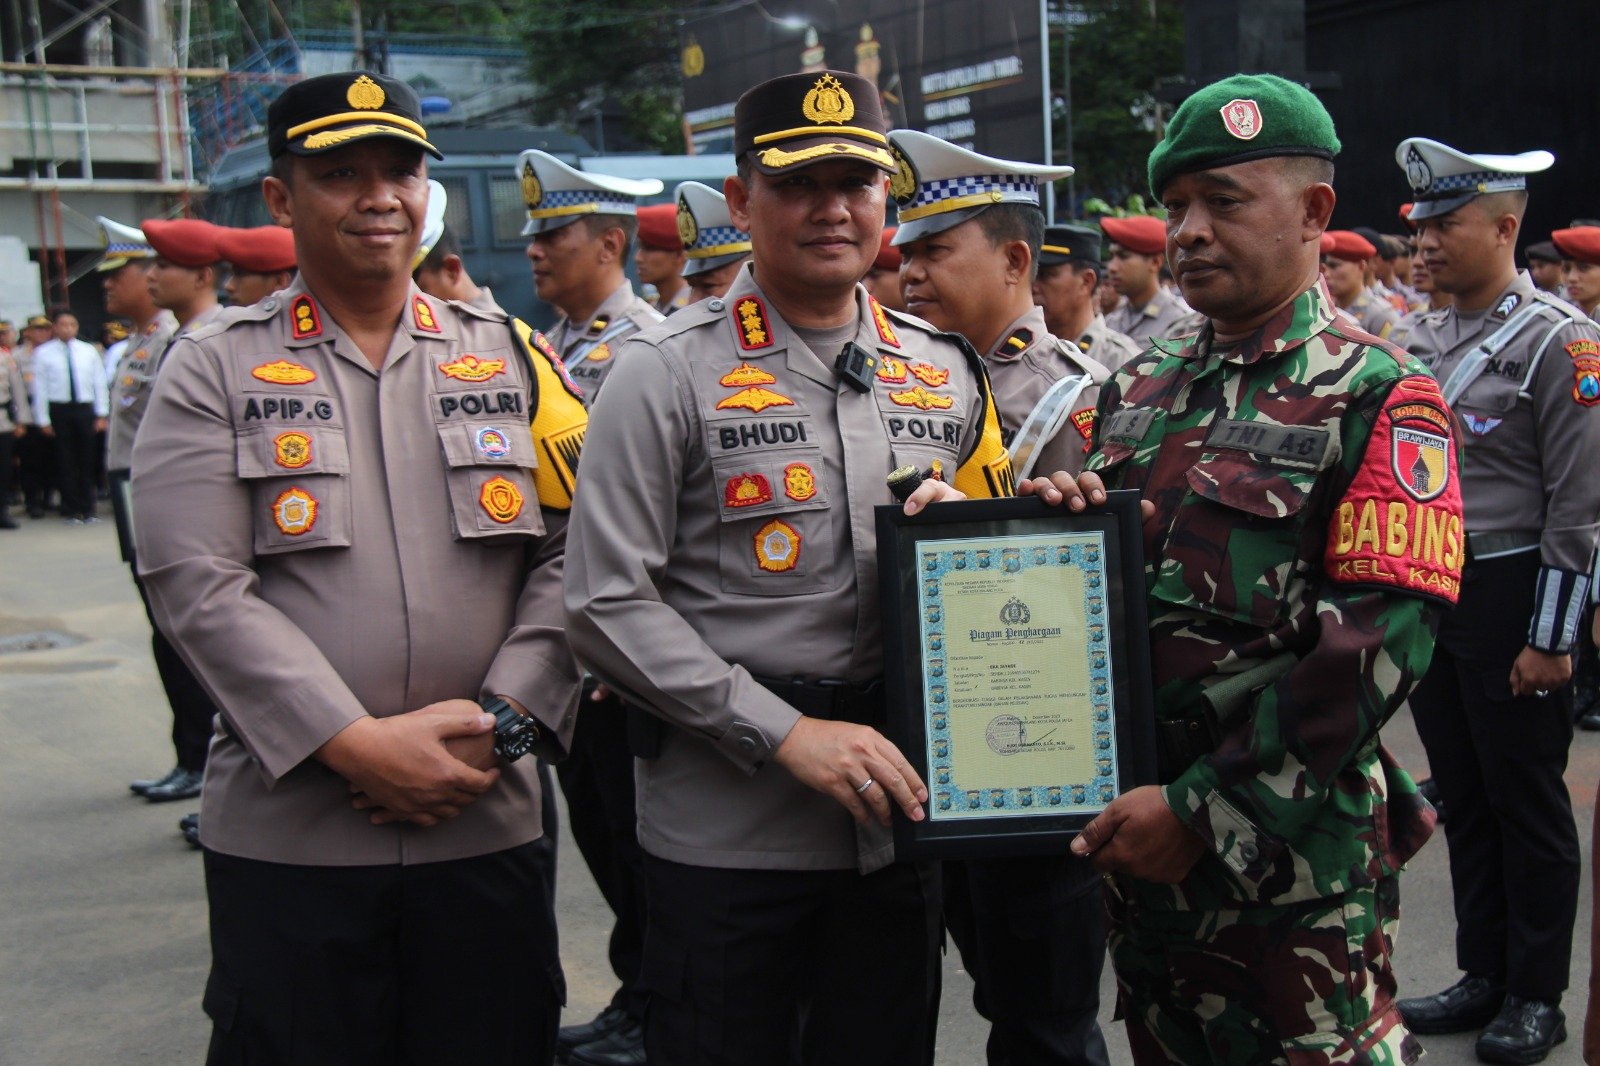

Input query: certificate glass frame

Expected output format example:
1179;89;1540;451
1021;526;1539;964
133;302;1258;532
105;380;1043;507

875;491;1157;859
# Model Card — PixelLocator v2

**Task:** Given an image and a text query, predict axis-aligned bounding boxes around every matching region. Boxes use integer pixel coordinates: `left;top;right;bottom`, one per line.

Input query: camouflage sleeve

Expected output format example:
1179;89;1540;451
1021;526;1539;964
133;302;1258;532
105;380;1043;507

1164;372;1455;876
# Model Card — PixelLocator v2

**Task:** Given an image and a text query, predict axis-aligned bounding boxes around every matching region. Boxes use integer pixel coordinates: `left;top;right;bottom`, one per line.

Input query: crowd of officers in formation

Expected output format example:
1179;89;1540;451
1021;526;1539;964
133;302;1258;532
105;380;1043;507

10;62;1600;1066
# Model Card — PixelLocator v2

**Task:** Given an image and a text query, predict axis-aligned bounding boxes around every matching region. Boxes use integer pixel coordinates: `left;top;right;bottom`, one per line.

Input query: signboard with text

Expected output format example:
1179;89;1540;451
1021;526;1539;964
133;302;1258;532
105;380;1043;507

680;0;1046;164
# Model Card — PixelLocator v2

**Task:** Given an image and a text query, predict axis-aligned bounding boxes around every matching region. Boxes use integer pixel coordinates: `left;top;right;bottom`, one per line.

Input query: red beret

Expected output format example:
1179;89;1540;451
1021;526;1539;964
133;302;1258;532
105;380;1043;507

141;218;223;268
873;228;901;272
1100;215;1166;256
216;225;297;273
1398;203;1416;232
1552;227;1600;267
1322;230;1376;263
1319;231;1337;255
635;204;682;252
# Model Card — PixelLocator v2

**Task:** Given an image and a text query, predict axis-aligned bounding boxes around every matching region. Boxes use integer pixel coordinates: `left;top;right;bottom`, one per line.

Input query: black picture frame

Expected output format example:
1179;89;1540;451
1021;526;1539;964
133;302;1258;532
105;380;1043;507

876;490;1157;860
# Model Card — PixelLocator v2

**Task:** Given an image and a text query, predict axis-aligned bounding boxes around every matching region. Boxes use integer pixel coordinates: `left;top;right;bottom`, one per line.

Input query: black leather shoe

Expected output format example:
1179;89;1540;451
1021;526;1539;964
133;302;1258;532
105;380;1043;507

1399;974;1506;1035
130;766;183;796
144;767;203;803
1580;710;1600;732
558;1006;629;1058
1475;996;1566;1064
568;1018;645;1066
182;822;201;849
178;812;199;833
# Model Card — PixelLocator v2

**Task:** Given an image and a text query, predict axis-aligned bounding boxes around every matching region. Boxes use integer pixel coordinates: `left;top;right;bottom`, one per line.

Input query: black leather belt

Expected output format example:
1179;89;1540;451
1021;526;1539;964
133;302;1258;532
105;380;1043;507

753;675;887;729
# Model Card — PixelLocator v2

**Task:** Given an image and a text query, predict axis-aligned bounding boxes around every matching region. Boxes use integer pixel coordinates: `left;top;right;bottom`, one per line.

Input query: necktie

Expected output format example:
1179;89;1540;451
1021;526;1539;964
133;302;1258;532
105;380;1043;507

64;342;79;403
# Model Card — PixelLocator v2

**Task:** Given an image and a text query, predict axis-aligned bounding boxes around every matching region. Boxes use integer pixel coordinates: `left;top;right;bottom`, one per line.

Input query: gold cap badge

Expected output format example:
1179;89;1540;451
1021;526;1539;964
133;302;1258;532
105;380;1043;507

802;73;855;125
889;145;918;203
677;196;699;247
521;161;543;208
347;74;386;110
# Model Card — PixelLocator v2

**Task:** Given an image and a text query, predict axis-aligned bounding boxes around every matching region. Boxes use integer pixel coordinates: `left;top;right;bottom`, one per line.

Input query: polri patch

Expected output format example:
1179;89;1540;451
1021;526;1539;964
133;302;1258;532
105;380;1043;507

479;475;524;523
720;362;777;388
251;359;317;385
724;473;773;508
784;462;817;501
413;295;442;333
290;295;322;340
734;296;773;351
909;363;950;387
273;430;312;469
1071;408;1096;444
754;519;801;572
476;426;511;459
716;387;794;413
438;354;507;382
1204;419;1331;468
869;298;900;348
272;487;318;536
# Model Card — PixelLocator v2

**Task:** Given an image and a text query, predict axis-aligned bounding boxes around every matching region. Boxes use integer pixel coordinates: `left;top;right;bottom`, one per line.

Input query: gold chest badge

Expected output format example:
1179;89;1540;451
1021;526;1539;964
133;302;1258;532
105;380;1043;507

438;354;507;382
716;387;795;413
720;362;777;388
272;487;318;536
909;363;949;387
889;387;954;411
252;359;317;385
755;519;801;572
783;462;817;502
273;431;312;469
876;356;907;384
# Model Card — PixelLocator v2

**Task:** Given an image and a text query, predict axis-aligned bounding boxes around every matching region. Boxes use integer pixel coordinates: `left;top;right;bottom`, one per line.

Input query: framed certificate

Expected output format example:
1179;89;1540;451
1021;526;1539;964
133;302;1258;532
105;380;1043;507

875;491;1157;859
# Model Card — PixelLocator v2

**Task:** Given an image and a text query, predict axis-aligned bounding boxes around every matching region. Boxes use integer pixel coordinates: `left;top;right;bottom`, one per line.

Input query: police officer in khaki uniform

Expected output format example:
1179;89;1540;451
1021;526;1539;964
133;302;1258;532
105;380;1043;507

1101;215;1203;346
519;149;663;401
1034;224;1143;374
675;180;752;306
564;70;1014;1066
887;128;1111;1066
131;72;587;1065
1392;137;1600;1065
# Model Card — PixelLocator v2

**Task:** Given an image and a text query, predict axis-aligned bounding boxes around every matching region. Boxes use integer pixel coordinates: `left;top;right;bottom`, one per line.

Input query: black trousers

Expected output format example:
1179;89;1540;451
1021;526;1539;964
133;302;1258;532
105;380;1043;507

0;428;15;512
1409;550;1581;999
202;842;563;1066
18;424;53;511
49;401;96;518
944;854;1111;1066
554;687;648;1020
641;854;942;1066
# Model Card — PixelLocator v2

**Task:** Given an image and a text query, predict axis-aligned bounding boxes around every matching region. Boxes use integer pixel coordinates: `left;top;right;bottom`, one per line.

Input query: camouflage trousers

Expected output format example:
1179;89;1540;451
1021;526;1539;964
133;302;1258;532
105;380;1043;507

1107;875;1424;1065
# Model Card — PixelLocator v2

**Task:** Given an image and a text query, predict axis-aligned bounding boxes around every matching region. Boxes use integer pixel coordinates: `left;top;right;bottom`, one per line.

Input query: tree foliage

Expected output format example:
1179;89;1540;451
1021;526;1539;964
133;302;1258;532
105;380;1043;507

1056;0;1184;209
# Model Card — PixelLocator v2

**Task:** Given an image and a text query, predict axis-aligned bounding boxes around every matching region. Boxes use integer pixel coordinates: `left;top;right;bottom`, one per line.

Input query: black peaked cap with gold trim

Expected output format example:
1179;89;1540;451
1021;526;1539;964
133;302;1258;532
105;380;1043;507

734;70;894;176
268;71;441;160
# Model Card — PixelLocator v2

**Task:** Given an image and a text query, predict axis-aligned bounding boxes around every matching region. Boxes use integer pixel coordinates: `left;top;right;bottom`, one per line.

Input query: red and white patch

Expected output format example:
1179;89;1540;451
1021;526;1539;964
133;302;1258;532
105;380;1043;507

1219;98;1263;141
1071;408;1096;453
1324;376;1462;605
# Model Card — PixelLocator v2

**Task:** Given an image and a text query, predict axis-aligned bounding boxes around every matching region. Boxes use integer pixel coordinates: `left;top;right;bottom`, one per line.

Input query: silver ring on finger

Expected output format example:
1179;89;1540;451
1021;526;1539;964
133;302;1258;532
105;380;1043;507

1535;688;1550;698
855;777;876;794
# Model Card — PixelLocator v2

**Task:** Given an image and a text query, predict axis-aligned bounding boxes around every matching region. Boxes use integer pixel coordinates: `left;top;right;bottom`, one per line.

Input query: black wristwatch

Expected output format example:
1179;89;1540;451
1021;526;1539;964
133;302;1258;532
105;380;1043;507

481;696;540;763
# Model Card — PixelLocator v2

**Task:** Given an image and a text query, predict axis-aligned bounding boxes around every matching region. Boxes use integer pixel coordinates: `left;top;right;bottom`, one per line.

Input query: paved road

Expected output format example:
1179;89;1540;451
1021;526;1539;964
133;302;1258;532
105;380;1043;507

1;516;1595;1064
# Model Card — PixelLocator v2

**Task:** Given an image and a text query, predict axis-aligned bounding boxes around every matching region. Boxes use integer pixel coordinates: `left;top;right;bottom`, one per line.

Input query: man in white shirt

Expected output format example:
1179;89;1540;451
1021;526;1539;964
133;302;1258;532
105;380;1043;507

30;309;108;522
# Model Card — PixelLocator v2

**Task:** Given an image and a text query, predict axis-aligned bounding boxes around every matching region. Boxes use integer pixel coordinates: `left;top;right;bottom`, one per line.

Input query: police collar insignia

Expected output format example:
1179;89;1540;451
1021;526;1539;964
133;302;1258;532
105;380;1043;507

1000;329;1032;356
733;296;774;351
1493;293;1520;320
252;359;317;385
438;354;506;382
290;294;322;340
869;298;900;348
588;316;609;335
413;295;441;333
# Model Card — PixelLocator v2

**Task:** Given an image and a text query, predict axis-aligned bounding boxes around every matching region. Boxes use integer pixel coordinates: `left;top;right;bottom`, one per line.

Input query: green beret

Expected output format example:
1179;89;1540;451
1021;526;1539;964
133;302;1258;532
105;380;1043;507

1147;73;1340;200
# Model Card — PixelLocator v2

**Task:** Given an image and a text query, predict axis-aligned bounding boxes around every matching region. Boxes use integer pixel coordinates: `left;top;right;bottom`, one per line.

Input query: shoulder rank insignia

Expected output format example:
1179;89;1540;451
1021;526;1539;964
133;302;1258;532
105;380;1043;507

724;473;773;508
588;342;613;364
1492;292;1520;320
272;487;318;536
252;359;317;385
889;386;954;411
274;430;312;469
909;362;950;387
869;298;901;348
716;386;795;413
413;295;442;333
438;354;507;382
999;329;1032;357
289;294;322;340
720;361;778;388
755;519;801;572
587;315;610;336
734;296;774;350
784;462;817;501
877;356;907;384
479;475;525;523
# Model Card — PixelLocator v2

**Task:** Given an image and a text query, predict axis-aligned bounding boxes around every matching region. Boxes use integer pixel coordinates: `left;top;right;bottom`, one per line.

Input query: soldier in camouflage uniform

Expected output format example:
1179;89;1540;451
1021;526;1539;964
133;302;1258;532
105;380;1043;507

1025;74;1461;1064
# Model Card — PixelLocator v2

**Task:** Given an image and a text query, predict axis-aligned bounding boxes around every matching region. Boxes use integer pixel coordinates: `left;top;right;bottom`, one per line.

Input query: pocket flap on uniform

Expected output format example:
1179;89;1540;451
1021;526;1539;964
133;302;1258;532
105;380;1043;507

1185;456;1316;519
437;420;538;470
710;451;829;522
235;426;349;479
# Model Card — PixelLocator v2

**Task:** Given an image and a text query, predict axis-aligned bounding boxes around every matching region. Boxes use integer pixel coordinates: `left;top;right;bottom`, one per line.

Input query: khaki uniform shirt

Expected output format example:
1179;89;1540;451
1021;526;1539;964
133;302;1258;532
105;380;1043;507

1105;286;1202;349
132;277;586;865
1075;312;1144;373
564;268;1012;873
546;280;662;405
984;306;1109;478
1344;289;1399;341
0;348;31;431
107;310;183;471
